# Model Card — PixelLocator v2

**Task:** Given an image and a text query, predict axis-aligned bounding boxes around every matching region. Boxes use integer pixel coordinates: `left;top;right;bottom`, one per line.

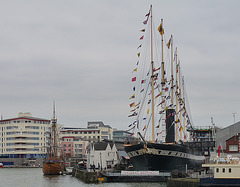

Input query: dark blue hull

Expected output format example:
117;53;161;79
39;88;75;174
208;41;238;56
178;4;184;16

199;178;240;186
124;142;204;171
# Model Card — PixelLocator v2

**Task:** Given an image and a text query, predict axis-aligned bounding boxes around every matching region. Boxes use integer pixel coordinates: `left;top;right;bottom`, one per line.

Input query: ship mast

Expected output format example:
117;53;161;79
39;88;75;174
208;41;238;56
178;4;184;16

170;35;174;107
150;5;155;143
175;47;179;142
52;101;57;158
182;76;186;142
159;19;166;143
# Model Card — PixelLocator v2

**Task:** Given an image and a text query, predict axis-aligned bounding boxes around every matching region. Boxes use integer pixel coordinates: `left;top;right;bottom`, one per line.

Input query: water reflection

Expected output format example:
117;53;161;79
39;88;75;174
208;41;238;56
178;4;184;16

0;168;166;187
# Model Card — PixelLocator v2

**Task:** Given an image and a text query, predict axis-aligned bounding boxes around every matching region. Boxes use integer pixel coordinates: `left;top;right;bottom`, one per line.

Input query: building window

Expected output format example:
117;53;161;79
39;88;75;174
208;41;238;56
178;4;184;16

222;168;225;173
229;168;231;173
229;145;238;152
216;168;219;173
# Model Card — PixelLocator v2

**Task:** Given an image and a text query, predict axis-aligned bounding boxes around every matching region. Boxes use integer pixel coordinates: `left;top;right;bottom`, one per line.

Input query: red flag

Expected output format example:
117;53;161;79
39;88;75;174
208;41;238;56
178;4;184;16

130;102;135;108
140;36;144;40
218;144;222;157
142;125;146;131
132;77;136;82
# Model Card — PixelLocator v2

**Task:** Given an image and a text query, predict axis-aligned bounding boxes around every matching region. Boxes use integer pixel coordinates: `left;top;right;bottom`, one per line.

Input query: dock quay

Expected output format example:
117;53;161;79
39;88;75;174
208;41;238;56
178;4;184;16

72;168;171;183
101;171;170;182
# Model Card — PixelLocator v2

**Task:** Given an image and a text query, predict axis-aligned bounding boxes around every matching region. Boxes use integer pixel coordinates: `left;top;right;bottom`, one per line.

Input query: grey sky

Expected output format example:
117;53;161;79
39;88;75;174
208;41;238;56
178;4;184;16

0;0;239;130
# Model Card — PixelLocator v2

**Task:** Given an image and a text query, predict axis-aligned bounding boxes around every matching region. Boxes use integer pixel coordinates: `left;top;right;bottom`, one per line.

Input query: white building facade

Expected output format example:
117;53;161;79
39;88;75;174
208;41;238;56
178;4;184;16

87;142;118;171
0;113;51;158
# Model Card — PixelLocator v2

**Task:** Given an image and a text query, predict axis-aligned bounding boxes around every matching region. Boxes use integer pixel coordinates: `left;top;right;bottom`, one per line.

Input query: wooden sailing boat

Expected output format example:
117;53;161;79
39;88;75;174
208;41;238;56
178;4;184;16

43;104;64;175
124;5;204;172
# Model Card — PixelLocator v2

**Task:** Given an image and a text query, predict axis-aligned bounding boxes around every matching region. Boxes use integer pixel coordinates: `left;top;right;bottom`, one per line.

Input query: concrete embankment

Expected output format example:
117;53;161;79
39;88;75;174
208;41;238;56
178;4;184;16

167;178;199;187
72;168;104;183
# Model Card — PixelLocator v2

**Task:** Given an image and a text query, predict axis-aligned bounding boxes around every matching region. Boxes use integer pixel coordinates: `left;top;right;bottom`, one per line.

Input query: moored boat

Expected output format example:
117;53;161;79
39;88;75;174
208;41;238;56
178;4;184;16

124;5;204;172
199;156;240;186
43;158;64;175
43;103;65;175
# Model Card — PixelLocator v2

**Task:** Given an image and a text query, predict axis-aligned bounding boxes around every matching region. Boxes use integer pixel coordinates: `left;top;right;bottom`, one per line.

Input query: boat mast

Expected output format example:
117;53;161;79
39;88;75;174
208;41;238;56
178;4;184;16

182;76;186;142
159;19;166;143
175;47;179;142
170;35;174;107
52;101;57;158
178;61;182;141
150;5;155;143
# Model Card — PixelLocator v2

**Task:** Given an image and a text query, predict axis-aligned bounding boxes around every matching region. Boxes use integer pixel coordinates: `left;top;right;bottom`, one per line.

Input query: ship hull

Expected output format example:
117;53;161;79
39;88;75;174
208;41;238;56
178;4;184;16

43;158;64;175
124;143;204;171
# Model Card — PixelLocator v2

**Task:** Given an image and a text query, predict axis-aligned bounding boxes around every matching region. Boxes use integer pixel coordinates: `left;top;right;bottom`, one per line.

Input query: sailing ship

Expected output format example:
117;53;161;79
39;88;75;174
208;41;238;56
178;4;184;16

124;5;204;172
43;104;65;175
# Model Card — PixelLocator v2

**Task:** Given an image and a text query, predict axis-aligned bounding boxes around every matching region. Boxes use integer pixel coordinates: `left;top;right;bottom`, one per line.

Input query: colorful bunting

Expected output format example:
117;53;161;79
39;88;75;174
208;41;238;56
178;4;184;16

147;99;151;104
132;68;137;73
129;94;135;99
130;102;135;108
164;106;169;111
166;36;172;49
137;44;142;49
154;67;161;72
142;125;146;131
143;20;148;25
158;24;164;35
128;112;137;117
155;93;161;99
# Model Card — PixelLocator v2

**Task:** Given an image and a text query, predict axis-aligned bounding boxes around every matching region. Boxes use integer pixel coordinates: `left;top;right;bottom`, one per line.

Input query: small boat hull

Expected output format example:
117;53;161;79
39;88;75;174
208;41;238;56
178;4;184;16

43;158;64;175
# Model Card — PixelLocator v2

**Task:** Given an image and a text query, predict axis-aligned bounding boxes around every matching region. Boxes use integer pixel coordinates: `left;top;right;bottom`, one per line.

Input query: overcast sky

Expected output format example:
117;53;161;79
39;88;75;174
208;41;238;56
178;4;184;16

0;0;239;130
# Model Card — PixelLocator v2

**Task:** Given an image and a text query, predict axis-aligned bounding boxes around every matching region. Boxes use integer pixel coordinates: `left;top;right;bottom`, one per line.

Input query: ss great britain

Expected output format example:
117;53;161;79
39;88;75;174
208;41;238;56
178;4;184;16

43;105;64;175
124;5;204;172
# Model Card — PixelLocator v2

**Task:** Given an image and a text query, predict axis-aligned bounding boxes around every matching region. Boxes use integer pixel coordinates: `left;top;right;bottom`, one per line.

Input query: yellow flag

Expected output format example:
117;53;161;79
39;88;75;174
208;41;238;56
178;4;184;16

166;37;171;49
158;24;164;35
147;109;150;114
132;68;137;73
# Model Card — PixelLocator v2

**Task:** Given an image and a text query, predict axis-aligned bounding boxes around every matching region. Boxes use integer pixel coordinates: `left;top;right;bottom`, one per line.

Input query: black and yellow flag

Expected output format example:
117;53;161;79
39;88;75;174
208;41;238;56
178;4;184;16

158;24;164;35
166;36;171;49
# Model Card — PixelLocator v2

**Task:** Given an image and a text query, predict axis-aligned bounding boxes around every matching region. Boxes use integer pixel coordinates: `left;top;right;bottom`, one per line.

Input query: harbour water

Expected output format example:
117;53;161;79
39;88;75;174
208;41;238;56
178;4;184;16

0;168;167;187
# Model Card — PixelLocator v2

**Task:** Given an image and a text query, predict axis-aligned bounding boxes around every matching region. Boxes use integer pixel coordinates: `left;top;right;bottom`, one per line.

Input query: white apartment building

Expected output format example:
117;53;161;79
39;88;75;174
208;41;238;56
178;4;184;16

0;112;51;158
59;121;113;159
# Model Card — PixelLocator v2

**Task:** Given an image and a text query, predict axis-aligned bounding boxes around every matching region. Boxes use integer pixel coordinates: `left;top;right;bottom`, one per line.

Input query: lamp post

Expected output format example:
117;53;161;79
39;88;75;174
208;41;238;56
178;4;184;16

100;152;102;171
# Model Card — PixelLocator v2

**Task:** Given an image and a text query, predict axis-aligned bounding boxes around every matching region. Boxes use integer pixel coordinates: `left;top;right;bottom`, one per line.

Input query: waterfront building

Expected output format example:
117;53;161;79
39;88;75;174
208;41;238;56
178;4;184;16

0;112;51;159
86;141;118;172
59;121;113;159
216;121;240;151
226;134;240;153
189;125;216;157
113;130;135;142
